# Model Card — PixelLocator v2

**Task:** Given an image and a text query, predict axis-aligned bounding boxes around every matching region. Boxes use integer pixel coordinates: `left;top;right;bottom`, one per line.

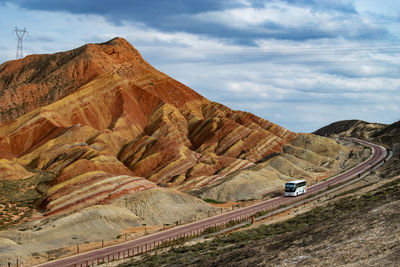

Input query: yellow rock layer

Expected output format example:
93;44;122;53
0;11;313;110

0;159;32;180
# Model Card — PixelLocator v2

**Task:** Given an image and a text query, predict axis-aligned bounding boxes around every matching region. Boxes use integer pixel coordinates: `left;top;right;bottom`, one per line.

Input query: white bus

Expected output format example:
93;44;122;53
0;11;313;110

285;179;307;197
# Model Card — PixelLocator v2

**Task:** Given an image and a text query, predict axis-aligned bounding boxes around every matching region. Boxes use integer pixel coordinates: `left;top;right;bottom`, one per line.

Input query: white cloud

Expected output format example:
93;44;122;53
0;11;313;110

0;1;399;133
192;1;360;32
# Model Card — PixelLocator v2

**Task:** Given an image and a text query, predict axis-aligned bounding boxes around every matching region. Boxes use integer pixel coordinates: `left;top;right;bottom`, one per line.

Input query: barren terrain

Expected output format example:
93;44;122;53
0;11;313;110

119;155;400;267
0;39;382;265
117;121;400;267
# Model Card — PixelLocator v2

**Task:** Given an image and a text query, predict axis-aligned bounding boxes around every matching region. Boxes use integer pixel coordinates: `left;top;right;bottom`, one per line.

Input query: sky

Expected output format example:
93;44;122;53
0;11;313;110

0;0;399;133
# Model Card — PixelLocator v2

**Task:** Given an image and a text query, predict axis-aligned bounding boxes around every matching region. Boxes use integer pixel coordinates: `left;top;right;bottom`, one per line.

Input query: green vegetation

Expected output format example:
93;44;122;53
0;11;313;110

203;199;226;204
0;170;54;204
202;220;241;235
331;182;375;199
121;178;400;267
0;170;55;230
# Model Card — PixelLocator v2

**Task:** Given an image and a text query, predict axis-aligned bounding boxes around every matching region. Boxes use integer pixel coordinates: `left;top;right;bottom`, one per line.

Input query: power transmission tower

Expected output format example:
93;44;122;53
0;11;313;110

15;26;27;59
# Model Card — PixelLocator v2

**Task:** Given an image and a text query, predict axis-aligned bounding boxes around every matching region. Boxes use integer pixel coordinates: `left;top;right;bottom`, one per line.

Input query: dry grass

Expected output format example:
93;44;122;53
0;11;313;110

120;177;400;267
0;170;54;230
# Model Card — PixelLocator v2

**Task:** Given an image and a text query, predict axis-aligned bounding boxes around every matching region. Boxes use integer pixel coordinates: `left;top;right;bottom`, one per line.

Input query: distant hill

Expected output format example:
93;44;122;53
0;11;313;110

314;119;400;147
313;120;364;136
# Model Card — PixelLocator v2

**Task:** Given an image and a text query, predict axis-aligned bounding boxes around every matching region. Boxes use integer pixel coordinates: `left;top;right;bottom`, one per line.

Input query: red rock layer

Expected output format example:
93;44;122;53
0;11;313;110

118;100;296;187
0;159;32;180
42;172;157;216
0;38;202;123
0;38;296;216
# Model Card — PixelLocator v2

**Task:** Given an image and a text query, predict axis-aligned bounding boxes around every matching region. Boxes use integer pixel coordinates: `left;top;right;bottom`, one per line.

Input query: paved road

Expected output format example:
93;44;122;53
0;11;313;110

34;138;387;267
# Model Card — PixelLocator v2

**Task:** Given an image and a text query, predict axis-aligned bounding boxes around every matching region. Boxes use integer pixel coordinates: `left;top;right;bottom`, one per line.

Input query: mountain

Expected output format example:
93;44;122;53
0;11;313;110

0;38;202;122
0;37;295;217
0;38;369;264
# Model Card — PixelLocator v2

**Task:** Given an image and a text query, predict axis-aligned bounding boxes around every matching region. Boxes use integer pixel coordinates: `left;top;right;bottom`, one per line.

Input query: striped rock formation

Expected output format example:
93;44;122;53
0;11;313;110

0;159;32;181
0;37;296;217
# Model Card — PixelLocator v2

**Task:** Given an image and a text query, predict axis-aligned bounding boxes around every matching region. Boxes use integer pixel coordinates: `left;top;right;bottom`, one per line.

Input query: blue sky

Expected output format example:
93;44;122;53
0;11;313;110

0;0;399;132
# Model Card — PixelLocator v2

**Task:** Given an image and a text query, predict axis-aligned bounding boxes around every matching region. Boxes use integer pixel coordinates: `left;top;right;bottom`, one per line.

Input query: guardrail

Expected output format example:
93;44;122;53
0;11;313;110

4;139;388;267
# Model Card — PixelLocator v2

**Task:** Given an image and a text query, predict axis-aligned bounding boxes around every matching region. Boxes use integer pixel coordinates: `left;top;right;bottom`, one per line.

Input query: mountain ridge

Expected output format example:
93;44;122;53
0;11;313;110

0;37;203;123
0;38;372;265
0;37;296;217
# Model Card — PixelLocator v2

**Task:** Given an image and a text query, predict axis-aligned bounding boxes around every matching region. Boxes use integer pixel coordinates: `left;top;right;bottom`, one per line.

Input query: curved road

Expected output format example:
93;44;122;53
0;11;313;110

34;138;387;267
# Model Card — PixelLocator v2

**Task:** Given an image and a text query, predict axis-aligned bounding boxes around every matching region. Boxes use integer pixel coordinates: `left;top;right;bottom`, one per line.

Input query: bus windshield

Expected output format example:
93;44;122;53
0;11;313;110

285;183;296;192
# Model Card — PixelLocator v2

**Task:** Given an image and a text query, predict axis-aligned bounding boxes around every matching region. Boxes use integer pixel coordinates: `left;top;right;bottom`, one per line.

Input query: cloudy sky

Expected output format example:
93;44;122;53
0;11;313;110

0;0;399;132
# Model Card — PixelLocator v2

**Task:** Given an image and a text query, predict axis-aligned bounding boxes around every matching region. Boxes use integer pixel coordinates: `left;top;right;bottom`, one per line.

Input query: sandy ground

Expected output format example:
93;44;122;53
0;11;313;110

24;225;170;266
117;155;400;267
27;164;389;266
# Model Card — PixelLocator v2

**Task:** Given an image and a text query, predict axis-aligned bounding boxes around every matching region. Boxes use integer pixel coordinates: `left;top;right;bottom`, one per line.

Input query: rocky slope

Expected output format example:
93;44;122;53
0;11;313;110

0;38;367;263
122;176;400;267
190;133;369;201
313;120;385;140
0;38;202;122
0;37;297;220
314;119;400;147
122;120;400;267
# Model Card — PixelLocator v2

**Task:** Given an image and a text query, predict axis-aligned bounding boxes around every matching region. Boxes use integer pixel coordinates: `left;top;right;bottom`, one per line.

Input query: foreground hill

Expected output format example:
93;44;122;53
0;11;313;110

122;170;400;267
0;38;368;264
122;121;400;267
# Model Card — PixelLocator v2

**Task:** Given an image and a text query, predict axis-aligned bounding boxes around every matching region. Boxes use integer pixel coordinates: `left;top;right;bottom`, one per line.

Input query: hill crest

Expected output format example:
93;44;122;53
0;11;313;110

0;37;296;217
0;37;203;123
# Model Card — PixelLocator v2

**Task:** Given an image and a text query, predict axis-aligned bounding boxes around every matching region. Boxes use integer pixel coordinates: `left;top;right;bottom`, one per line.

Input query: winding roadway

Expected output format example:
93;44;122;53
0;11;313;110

34;138;387;267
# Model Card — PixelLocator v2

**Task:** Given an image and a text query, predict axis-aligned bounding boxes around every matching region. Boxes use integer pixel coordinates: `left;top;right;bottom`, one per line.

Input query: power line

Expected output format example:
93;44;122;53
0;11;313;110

191;18;400;41
15;26;27;59
196;43;400;53
267;59;400;65
310;19;400;30
140;18;400;57
193;49;400;57
143;42;400;54
143;45;400;65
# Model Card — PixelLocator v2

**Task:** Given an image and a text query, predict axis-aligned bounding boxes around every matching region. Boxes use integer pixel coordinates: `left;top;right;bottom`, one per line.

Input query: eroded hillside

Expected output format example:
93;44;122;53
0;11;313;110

120;120;400;267
0;38;297;220
0;38;369;264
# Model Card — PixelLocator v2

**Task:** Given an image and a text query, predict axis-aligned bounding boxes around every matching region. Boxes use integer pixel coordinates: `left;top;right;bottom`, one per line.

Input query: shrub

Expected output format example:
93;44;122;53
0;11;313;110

203;199;226;204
